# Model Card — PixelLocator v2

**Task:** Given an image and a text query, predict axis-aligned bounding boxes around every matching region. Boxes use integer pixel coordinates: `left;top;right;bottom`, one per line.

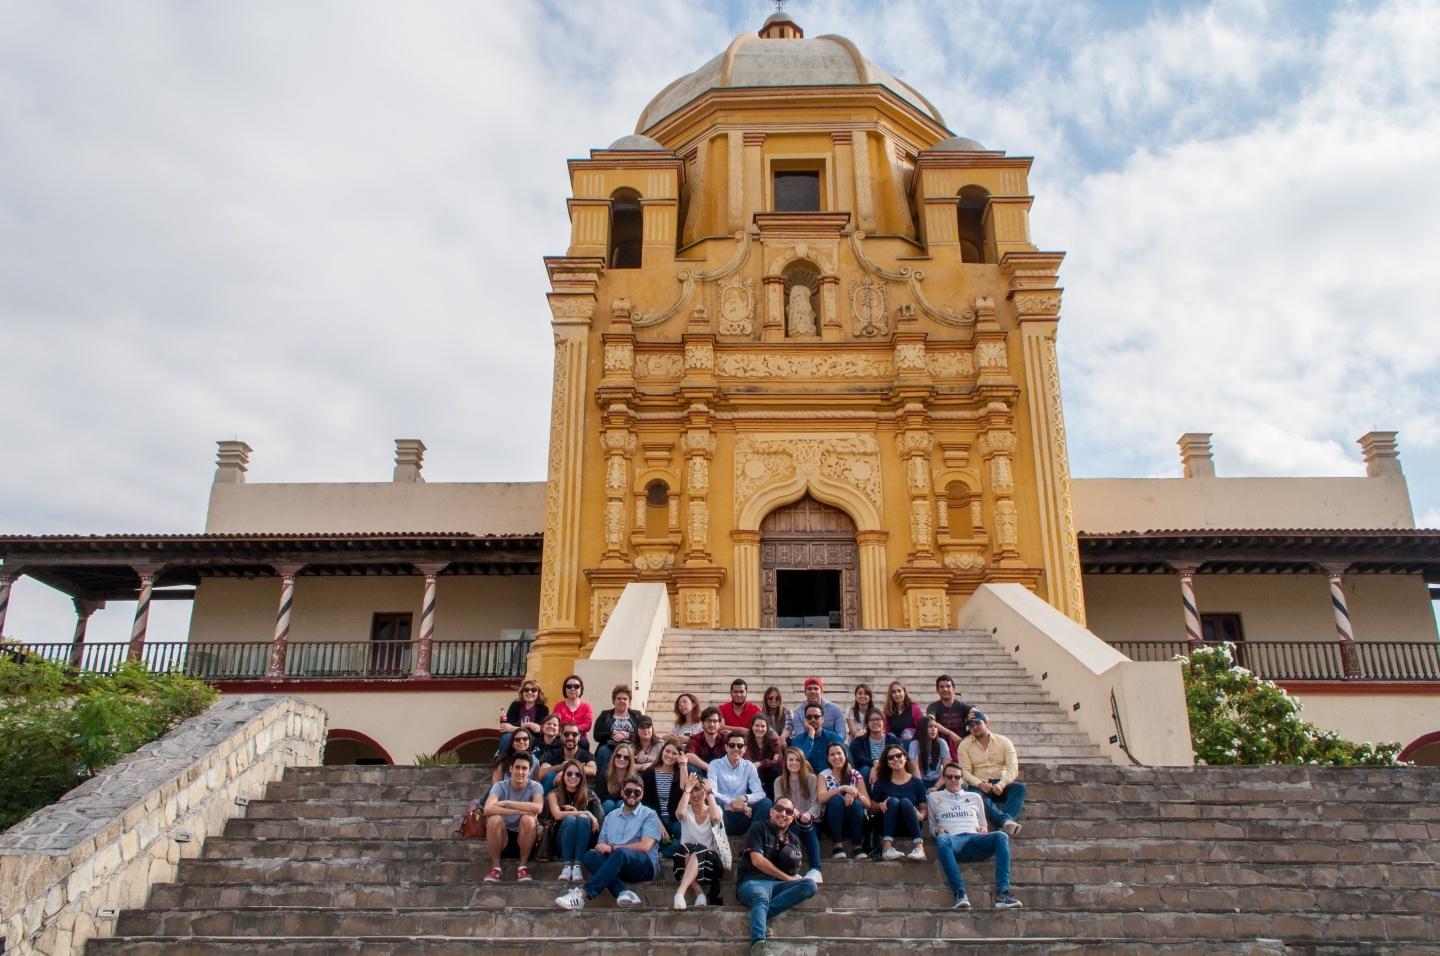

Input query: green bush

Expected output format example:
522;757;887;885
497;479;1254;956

0;649;218;831
1180;643;1404;766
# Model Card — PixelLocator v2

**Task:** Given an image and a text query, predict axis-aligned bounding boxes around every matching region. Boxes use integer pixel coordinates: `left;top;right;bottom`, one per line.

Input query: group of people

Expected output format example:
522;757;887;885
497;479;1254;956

477;674;1028;954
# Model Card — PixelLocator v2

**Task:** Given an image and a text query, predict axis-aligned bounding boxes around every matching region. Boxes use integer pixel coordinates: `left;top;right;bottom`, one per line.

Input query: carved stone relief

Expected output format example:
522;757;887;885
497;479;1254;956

718;277;755;336
787;283;817;336
995;499;1019;550
687;455;710;494
685;342;714;371
850;279;888;337
603;342;633;375
924;351;975;378
734;433;882;522
894;342;926;371
594;592;620;634
684;592;711;626
538;341;569;627
916;595;946;628
604;501;624;550
635;353;684;378
976;342;1007;370
716;353;894;379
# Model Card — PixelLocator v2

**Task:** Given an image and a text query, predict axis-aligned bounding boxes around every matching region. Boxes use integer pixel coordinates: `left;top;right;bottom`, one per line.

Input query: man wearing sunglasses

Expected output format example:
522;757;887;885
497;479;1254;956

792;703;845;773
536;723;597;792
926;761;1022;910
711;731;773;835
555;773;661;910
736;799;818;955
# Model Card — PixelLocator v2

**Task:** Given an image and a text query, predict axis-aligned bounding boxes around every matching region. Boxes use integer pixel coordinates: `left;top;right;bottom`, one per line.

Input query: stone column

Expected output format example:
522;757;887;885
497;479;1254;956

70;598;103;667
742;132;765;225
1174;564;1203;650
851;129;876;232
266;567;302;678
128;570;156;662
1325;565;1361;678
857;531;890;629
732;531;761;629
412;564;449;679
601;419;636;565
0;570;18;637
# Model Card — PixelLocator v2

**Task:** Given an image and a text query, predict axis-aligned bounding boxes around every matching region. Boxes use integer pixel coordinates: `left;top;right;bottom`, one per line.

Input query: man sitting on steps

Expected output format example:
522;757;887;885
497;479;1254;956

926;761;1022;910
555;773;661;910
955;711;1026;836
482;754;544;883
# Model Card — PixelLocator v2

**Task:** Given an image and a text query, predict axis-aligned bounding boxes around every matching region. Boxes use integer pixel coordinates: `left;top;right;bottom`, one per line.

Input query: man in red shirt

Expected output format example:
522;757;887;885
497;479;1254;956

718;678;762;735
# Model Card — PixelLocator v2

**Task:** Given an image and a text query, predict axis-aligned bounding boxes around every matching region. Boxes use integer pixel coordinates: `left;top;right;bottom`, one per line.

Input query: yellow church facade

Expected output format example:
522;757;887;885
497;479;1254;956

529;14;1084;690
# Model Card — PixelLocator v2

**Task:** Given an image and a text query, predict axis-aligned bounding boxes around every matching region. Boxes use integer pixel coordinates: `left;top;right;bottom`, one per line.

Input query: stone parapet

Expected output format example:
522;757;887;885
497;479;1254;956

0;695;326;956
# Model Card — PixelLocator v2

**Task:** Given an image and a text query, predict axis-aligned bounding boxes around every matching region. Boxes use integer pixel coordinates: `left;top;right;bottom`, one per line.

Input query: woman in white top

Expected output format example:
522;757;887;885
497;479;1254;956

672;776;724;909
772;746;823;882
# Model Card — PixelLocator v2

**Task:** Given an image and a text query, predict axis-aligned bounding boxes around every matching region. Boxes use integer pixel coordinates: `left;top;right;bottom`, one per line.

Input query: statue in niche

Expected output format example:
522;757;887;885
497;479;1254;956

787;283;817;336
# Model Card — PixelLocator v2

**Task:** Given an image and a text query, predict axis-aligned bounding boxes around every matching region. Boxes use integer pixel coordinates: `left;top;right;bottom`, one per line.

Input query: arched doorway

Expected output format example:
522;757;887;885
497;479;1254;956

760;494;858;629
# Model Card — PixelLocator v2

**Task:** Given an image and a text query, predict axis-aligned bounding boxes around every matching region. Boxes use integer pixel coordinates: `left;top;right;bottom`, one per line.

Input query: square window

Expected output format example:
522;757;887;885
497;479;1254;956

773;171;820;212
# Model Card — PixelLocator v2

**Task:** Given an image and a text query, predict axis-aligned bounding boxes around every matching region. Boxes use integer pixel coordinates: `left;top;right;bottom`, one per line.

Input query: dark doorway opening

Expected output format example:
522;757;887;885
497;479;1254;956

776;569;843;628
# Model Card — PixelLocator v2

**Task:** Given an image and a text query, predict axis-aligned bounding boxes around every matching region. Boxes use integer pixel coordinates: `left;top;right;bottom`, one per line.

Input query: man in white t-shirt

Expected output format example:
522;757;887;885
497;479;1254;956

925;761;1022;910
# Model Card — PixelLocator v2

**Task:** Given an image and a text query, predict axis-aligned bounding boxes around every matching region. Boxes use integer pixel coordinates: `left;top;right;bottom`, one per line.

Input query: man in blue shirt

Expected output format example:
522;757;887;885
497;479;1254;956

791;703;845;772
790;677;846;739
710;731;773;834
555;774;661;909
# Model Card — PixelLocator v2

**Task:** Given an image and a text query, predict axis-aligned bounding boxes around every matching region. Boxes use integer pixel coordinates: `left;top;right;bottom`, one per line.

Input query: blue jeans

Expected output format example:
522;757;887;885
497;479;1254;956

581;847;655;900
792;817;821;870
935;831;1010;894
737;877;817;943
882;796;921;840
824;797;865;846
723;798;773;836
555;815;593;863
971;782;1027;827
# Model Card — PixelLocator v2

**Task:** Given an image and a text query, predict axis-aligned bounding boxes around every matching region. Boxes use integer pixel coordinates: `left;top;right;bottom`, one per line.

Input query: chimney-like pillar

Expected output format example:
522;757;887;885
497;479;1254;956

214;440;252;484
393;439;427;483
1357;431;1401;478
1177;433;1215;478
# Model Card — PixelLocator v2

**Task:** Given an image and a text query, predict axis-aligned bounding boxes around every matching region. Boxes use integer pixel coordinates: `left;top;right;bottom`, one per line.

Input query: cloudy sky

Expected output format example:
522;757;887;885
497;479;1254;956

2;0;1437;644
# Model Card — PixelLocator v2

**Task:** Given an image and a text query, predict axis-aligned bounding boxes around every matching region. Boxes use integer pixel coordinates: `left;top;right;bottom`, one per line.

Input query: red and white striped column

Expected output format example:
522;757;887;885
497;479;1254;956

128;570;156;662
1176;565;1203;650
412;564;448;679
0;571;17;638
266;568;301;679
1326;566;1361;677
71;598;102;667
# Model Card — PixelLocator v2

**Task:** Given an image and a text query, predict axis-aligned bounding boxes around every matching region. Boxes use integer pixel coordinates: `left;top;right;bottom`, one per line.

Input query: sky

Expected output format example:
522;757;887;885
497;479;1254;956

1;0;1437;646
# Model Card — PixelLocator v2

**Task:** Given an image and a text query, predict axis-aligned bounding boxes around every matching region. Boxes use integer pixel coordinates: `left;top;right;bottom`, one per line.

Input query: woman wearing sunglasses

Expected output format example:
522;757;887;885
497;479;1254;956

497;679;549;757
870;745;928;862
552;675;594;751
546;759;603;882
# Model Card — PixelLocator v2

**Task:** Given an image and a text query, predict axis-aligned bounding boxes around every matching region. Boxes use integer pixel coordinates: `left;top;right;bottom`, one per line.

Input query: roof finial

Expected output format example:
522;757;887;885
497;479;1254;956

760;0;802;39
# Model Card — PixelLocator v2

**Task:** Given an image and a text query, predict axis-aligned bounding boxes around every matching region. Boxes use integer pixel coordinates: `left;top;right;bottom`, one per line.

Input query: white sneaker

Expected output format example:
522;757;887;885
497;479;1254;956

804;868;823;884
907;842;926;862
555;888;586;910
673;892;687;910
694;890;707;907
617;889;642;907
560;864;575;881
1002;820;1022;836
881;846;903;861
570;865;585;882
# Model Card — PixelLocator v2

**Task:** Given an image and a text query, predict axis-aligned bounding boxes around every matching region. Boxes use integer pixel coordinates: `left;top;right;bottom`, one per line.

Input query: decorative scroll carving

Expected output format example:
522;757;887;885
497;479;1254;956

685;342;714;371
688;455;710;493
633;231;752;329
606;456;626;492
538;341;569;626
696;230;753;282
634;550;676;571
1012;291;1062;315
687;500;709;543
943;552;987;571
895;432;934;457
682;431;717;456
916;594;945;628
895;342;926;371
850;278;888;336
604;500;624;550
603;430;636;455
718;276;755;336
549;297;596;320
849;231;977;328
995;499;1019;550
924;351;975;378
734;433;882;521
684;592;711;626
716;353;894;379
978;432;1017;457
1042;336;1088;618
594;593;620;633
635;353;684;378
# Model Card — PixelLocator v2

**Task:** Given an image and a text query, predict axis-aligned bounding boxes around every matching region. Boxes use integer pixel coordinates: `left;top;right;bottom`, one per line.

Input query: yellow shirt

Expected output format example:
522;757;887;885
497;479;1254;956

956;731;1018;788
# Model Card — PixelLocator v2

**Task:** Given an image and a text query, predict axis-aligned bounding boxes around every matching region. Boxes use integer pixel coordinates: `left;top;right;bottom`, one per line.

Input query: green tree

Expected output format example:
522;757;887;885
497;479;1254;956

1180;643;1404;766
0;649;218;830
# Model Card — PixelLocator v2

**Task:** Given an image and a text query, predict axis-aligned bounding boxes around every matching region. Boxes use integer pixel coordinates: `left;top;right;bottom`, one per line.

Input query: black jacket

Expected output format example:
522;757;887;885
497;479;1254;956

592;707;646;749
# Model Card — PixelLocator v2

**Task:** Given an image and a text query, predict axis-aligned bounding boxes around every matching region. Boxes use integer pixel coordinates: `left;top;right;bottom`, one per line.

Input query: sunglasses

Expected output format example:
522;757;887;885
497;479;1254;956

564;684;581;691
563;770;582;778
522;688;538;694
806;714;823;721
943;773;963;781
726;742;745;750
622;789;643;798
563;732;579;738
774;806;795;816
614;755;630;761
887;753;907;761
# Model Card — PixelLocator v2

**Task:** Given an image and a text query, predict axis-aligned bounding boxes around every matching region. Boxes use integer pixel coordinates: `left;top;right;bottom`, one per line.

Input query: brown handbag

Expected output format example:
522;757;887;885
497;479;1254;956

456;803;485;838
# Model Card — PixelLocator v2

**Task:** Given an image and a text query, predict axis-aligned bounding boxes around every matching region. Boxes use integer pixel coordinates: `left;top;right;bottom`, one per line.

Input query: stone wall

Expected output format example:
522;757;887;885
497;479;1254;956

0;695;326;955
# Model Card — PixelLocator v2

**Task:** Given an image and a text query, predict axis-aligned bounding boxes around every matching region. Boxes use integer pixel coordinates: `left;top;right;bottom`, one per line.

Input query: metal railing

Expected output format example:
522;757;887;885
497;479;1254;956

1108;639;1440;681
2;632;535;682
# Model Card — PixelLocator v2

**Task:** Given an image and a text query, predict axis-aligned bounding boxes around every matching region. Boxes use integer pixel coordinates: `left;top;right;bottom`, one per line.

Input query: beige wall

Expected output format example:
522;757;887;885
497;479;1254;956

292;689;515;765
190;575;540;644
1073;475;1415;533
1084;572;1438;645
1289;690;1439;753
205;481;545;534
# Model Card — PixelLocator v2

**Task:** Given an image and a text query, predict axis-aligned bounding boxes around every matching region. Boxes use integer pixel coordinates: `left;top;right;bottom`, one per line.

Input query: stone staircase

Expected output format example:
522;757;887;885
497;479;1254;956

89;763;1440;953
645;628;1108;764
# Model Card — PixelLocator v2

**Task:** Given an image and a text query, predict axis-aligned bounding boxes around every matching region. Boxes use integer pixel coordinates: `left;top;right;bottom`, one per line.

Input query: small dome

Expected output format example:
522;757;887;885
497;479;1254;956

933;135;986;152
607;134;667;151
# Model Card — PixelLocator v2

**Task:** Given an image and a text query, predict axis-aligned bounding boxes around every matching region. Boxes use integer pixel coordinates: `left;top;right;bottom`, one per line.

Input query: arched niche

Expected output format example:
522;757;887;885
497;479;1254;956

957;185;992;264
609;187;643;269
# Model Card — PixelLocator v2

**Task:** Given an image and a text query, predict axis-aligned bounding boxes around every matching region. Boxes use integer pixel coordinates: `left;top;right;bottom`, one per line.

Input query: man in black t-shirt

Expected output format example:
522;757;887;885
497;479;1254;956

926;674;973;750
735;798;818;954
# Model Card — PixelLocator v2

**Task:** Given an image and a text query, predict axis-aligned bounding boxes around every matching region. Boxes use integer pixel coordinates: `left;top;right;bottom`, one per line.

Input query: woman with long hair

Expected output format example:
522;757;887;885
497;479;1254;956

851;708;901;783
870;744;928;861
597;742;636;813
490;728;538;785
908;715;952;788
746;713;783;793
669;692;703;745
545;759;602;882
641;740;689;845
817;741;870;859
883;680;925;743
552;674;594;751
672;776;725;909
846;684;874;741
535;713;563;755
760;686;793;746
773;746;823;881
631;715;663;773
497;679;549;757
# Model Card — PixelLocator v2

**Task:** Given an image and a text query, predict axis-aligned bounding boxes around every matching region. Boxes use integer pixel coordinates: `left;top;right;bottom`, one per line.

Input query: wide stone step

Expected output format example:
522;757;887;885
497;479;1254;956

142;878;1439;914
1021;818;1438;841
171;856;1440;890
109;905;1438;943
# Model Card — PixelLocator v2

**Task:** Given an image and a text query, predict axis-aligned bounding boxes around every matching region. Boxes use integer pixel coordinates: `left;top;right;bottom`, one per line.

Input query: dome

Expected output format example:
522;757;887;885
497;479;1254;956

607;134;667;151
636;26;946;133
932;135;986;152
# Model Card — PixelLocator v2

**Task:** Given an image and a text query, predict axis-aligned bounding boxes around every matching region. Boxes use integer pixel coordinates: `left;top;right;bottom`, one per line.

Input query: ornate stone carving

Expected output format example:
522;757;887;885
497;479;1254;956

548;297;596;320
976;341;1007;370
978;432;1017;457
992;456;1014;494
1042;336;1088;619
916;595;945;628
909;499;933;550
688;500;709;544
538;341;569;626
894;342;926;371
767;243;835;276
685;342;714;371
907;455;932;494
787;284;817;336
850;278;888;336
594;593;620;633
995;499;1019;550
602;430;636;455
687;455;710;494
716;353;894;379
634;551;676;571
682;431;716;456
895;432;934;457
718;276;755;336
943;552;987;571
734;433;882;521
633;272;696;328
606;456;626;492
1012;291;1062;315
604;500;624;550
635;353;684;378
685;592;711;626
603;342;633;375
924;351;975;378
849;232;977;328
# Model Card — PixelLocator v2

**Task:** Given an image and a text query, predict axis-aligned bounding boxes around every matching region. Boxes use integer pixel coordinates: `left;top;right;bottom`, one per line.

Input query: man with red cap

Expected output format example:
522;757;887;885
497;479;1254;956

790;678;846;772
